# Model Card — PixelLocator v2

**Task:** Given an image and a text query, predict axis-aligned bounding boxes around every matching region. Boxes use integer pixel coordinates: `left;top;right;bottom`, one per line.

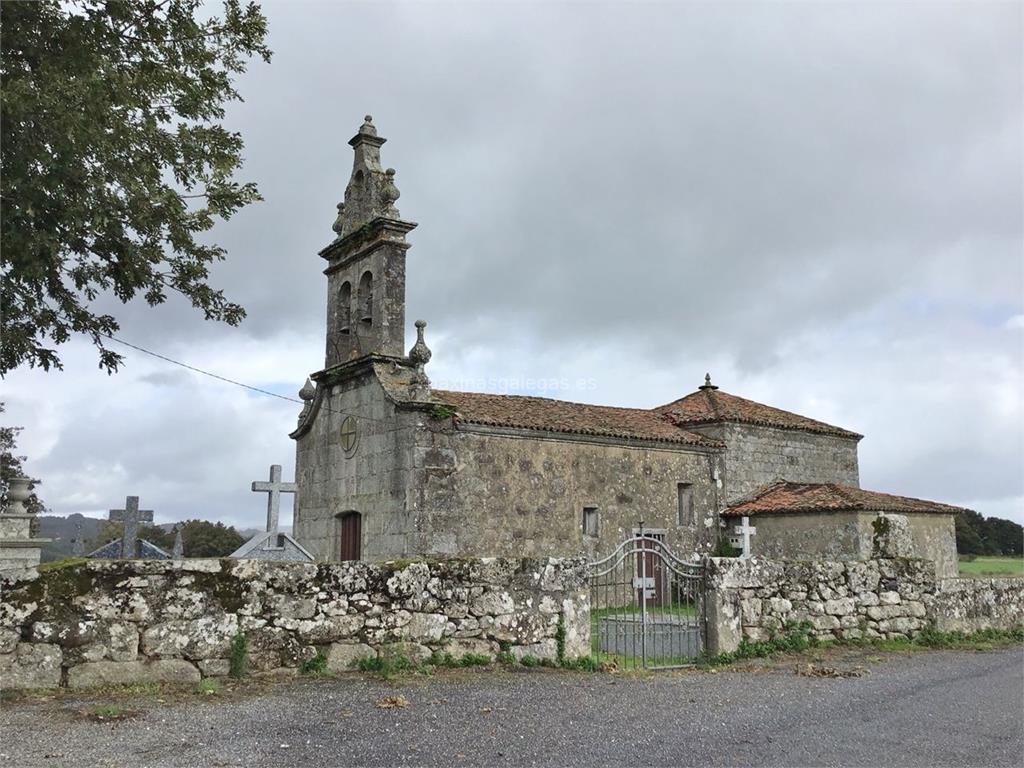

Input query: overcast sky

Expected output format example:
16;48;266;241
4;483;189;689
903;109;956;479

5;1;1022;531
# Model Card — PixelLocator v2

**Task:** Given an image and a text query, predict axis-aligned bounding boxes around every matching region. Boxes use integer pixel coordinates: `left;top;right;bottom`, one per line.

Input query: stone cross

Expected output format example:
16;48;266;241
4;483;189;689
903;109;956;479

734;516;756;559
109;496;153;559
251;465;296;532
71;522;85;557
172;526;184;559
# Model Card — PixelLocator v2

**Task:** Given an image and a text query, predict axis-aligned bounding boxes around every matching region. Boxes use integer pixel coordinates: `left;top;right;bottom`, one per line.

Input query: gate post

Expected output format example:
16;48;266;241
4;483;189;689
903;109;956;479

703;556;742;656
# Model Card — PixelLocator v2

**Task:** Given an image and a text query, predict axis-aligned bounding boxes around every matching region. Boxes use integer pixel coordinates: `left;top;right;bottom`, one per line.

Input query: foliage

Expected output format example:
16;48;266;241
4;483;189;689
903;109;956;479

299;652;328;675
353;653;416;676
555;615;566;664
429;404;456;421
0;403;45;515
175;519;245;557
955;510;1023;557
711;537;741;558
559;656;599;672
519;654;540;668
92;518;244;556
228;630;247;679
197;678;221;695
1;0;271;374
703;620;814;666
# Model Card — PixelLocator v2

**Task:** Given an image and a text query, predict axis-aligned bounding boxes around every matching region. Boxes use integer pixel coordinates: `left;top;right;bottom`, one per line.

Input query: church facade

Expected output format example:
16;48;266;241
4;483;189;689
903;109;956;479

291;117;961;574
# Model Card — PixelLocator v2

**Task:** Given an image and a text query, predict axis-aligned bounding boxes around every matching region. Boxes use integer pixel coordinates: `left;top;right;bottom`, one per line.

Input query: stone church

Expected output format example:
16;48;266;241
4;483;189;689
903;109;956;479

290;117;963;576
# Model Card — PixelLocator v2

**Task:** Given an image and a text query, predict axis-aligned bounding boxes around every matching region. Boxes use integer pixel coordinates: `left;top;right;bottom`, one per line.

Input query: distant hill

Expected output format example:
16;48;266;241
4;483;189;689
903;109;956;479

37;514;104;561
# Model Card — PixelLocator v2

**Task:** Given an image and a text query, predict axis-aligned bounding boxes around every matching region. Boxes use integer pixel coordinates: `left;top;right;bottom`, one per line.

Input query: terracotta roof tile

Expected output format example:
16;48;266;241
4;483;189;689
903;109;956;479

723;481;967;517
656;388;862;439
433;390;722;448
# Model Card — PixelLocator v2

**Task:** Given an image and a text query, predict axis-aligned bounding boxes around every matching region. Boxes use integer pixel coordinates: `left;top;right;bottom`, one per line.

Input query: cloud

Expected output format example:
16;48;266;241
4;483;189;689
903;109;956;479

5;1;1022;528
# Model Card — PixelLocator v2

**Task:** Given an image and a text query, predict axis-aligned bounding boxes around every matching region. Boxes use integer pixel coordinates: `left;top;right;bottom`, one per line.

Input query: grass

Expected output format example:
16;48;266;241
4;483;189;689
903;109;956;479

228;630;248;679
197;679;222;695
299;653;329;676
958;556;1023;577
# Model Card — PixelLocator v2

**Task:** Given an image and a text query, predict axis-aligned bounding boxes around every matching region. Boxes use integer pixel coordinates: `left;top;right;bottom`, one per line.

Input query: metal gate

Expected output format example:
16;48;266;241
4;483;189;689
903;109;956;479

588;526;706;670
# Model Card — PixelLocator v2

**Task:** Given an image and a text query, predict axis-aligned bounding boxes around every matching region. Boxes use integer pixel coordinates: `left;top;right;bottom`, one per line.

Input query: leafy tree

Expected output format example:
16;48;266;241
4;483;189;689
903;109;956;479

0;402;45;516
1;0;271;375
955;509;1023;557
177;519;245;557
955;510;987;556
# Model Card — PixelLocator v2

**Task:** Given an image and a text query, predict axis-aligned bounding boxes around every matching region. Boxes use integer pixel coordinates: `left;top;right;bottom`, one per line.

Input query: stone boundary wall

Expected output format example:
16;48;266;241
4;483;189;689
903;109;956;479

932;576;1024;634
0;557;589;691
705;557;1024;654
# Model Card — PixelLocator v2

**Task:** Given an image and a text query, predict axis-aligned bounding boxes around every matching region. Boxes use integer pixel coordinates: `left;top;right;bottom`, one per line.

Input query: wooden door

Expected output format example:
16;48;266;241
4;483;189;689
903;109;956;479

636;533;665;607
339;512;361;561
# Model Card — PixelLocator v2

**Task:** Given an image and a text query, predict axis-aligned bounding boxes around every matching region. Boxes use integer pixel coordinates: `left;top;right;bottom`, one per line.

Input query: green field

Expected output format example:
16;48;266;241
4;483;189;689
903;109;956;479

958;556;1024;577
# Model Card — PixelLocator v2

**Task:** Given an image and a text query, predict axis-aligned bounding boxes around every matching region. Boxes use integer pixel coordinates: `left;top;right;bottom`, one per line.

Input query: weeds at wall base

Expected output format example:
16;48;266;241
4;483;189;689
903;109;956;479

701;624;1024;667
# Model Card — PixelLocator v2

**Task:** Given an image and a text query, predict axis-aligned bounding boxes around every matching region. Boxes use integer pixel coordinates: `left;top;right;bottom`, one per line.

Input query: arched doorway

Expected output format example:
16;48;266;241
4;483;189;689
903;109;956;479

337;511;362;561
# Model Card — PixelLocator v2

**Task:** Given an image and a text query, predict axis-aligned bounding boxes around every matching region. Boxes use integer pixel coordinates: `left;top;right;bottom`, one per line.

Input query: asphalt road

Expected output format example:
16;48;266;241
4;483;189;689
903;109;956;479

1;647;1021;767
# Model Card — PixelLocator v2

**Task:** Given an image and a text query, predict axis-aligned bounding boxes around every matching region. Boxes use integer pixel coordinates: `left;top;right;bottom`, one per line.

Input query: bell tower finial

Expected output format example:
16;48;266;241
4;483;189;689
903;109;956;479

319;116;417;367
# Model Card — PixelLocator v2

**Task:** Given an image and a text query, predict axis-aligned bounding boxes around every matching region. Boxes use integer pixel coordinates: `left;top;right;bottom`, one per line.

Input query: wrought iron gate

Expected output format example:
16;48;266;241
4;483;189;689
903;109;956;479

588;526;706;670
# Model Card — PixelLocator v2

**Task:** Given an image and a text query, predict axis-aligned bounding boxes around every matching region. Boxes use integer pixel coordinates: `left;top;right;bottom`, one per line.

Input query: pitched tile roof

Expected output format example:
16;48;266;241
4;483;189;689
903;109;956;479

433;390;722;448
722;481;967;517
655;386;862;439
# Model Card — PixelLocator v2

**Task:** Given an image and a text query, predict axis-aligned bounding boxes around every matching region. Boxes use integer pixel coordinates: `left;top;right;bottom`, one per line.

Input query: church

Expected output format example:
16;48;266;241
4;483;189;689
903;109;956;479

290;117;963;576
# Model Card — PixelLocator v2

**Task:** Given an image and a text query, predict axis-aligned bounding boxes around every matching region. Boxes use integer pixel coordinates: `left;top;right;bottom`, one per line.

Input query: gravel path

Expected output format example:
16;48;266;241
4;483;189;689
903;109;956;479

1;647;1021;767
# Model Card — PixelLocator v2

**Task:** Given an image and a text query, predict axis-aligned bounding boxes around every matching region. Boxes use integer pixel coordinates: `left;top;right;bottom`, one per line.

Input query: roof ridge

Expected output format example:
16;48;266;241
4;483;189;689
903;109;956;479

435;388;675;417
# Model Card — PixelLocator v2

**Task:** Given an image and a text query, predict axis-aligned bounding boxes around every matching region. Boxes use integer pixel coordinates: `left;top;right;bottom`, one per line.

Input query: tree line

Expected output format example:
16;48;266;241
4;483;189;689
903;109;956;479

955;510;1023;557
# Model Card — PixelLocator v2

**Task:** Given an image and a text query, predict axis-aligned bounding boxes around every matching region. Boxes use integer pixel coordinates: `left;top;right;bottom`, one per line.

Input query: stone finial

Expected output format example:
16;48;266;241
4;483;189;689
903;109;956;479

4;476;31;515
299;377;316;402
331;201;345;237
358;114;377;137
699;373;719;391
331;114;392;239
408;320;432;391
380;167;400;216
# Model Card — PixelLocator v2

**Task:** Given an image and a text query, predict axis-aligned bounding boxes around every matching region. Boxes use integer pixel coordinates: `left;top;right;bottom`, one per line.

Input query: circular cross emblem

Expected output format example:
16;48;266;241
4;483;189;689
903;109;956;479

339;416;359;457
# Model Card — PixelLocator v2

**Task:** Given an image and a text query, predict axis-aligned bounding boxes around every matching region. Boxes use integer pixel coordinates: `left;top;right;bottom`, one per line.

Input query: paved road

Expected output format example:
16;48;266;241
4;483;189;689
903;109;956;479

1;647;1021;767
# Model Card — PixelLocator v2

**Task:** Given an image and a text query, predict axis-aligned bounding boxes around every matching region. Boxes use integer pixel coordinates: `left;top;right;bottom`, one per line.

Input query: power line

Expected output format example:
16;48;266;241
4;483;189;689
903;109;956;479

108;336;307;407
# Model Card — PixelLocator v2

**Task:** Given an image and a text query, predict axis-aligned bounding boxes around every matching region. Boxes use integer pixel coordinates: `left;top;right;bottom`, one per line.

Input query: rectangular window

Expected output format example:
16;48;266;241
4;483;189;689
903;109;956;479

677;483;694;526
583;507;599;537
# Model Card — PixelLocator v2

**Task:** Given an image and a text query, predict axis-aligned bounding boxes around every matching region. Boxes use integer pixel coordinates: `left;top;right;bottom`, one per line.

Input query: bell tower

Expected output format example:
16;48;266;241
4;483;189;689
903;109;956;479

320;115;416;366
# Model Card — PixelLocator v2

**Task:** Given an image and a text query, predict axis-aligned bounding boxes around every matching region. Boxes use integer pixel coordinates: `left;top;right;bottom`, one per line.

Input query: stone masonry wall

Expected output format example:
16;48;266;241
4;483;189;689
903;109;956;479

705;556;1024;654
932;577;1024;634
294;372;420;560
689;423;860;503
0;556;589;691
412;424;723;560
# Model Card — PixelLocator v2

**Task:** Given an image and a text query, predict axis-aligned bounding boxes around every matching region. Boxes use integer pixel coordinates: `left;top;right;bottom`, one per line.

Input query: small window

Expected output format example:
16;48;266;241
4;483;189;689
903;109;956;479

276;533;287;548
583;507;599;537
677;483;694;526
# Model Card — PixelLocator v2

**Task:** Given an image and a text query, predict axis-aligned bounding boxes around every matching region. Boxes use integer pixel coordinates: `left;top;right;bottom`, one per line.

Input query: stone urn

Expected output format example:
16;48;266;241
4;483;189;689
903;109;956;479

5;476;32;515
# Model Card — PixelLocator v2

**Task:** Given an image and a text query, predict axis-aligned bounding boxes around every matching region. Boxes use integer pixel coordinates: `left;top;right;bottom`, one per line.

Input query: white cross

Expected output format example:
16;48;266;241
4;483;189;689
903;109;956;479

734;515;756;559
251;465;297;532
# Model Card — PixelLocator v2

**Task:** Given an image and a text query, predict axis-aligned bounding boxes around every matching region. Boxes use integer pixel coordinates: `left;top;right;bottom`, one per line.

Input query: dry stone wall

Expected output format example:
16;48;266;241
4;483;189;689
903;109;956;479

705;556;1024;654
932;576;1024;634
0;556;589;691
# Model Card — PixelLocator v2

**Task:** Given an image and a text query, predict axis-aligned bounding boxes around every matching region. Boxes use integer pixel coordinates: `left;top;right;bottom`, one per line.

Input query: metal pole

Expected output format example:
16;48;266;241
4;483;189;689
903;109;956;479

639;520;647;669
